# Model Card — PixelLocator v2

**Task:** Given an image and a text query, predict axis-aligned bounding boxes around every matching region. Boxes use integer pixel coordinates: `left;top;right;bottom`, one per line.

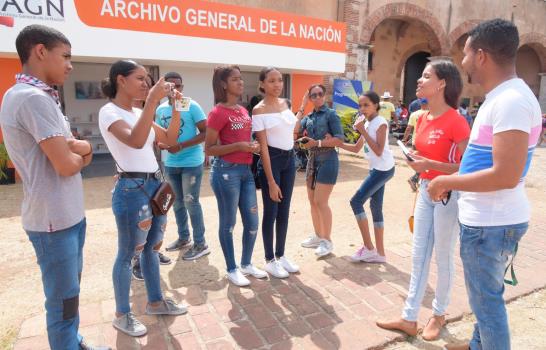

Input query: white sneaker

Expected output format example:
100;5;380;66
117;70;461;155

314;239;333;257
265;260;289;278
350;246;378;262
301;234;321;248
363;253;386;263
279;256;299;273
112;312;147;337
227;269;251;286
240;264;268;279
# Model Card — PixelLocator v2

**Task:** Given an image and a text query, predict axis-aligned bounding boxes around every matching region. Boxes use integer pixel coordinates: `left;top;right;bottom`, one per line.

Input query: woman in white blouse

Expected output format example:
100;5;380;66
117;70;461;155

252;67;305;278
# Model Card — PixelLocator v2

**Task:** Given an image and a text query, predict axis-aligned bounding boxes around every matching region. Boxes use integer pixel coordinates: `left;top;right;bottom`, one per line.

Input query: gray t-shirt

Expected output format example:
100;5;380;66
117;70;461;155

0;83;84;232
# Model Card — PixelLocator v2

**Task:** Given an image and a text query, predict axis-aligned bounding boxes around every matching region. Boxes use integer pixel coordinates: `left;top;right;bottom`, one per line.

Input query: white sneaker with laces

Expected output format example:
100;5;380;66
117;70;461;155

351;246;378;262
265;260;289;278
363;252;386;263
227;269;251;286
112;312;147;337
314;239;333;257
279;256;299;273
301;234;321;248
240;264;268;279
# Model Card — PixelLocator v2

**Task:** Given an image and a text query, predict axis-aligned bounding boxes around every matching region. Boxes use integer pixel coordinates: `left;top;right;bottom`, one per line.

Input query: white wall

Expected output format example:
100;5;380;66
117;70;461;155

159;66;215;115
63;62;110;153
64;62;110;123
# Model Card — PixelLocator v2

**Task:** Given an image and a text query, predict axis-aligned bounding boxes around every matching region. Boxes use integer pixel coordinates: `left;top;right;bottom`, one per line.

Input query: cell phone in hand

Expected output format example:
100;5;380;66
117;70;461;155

397;140;414;162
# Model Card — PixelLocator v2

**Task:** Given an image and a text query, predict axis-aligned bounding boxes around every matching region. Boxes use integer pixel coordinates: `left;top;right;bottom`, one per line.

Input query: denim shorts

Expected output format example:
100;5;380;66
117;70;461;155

306;148;339;186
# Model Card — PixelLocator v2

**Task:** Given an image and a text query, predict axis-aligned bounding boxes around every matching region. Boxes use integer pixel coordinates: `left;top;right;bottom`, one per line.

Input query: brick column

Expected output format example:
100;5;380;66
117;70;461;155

355;44;370;82
539;73;546;113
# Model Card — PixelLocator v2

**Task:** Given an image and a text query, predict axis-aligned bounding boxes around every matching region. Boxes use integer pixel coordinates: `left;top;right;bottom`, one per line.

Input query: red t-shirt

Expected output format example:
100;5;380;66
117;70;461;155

207;104;252;164
414;108;470;180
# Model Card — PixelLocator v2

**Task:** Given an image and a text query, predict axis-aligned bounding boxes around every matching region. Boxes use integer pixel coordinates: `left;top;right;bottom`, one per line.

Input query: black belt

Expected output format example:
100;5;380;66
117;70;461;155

268;146;295;156
119;171;161;180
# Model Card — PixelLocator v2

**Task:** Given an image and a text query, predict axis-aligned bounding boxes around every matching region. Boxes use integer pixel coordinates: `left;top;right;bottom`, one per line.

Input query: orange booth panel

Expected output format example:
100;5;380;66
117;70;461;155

291;73;324;115
0;57;22;179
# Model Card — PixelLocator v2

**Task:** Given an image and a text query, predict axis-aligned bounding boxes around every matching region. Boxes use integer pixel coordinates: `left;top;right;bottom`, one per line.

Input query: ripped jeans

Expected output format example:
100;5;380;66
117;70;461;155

165;165;206;245
210;158;259;272
112;178;166;314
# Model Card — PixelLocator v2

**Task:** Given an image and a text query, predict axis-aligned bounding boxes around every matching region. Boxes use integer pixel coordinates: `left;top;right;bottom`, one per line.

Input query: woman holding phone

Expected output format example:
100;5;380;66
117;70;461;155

298;84;344;257
99;60;187;337
339;91;395;264
205;65;267;287
377;60;470;340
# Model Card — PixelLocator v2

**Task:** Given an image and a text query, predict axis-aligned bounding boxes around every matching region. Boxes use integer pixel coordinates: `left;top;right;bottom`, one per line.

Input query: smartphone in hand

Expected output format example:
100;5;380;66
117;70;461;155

397;140;414;162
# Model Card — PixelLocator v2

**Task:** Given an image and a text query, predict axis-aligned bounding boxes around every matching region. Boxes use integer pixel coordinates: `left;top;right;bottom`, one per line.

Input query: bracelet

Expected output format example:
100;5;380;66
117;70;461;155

318;140;322;148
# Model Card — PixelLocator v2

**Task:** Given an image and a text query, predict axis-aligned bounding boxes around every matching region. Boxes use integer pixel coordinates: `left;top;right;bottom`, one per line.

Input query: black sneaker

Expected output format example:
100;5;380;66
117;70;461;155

132;259;144;281
407;174;419;192
165;238;192;252
158;252;172;265
182;244;211;261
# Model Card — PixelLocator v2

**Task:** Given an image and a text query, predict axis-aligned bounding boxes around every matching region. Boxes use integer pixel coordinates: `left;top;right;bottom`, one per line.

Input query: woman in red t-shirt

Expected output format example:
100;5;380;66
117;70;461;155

377;60;470;340
205;65;267;287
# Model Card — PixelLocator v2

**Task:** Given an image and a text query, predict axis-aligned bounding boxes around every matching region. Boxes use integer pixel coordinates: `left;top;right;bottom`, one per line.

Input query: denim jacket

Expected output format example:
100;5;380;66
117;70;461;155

300;105;344;141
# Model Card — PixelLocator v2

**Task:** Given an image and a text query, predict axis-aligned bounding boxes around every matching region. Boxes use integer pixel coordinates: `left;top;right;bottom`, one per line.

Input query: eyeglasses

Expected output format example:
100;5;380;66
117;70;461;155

309;92;324;99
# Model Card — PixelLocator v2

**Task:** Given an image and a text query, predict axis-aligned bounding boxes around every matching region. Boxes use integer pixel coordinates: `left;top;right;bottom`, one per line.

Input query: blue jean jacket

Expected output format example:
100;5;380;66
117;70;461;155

300;104;344;140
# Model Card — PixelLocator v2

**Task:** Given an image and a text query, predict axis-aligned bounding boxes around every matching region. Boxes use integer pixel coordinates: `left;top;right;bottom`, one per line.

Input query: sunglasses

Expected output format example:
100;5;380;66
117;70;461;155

309;92;324;99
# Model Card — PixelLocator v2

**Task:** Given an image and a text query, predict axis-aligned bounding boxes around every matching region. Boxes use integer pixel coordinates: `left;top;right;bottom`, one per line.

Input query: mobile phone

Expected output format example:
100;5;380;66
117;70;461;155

396;140;414;162
175;97;191;112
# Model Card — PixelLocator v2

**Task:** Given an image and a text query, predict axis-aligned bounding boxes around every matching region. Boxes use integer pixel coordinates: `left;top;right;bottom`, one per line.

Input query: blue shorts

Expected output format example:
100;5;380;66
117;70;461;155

306;148;339;186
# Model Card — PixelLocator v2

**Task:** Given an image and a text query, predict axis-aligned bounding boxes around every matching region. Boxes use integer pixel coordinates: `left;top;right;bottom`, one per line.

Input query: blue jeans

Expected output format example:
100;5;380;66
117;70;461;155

402;180;459;321
460;222;528;350
112;178;166;314
350;167;395;227
27;219;86;350
165;165;206;245
258;147;296;261
210;158;259;272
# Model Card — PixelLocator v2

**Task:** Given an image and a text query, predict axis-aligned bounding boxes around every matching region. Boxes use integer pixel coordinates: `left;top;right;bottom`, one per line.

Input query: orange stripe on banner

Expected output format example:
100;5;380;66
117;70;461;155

73;0;346;53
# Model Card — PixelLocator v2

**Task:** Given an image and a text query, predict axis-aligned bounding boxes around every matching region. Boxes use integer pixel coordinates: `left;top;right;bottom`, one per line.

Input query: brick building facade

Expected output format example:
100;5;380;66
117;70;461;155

219;0;545;111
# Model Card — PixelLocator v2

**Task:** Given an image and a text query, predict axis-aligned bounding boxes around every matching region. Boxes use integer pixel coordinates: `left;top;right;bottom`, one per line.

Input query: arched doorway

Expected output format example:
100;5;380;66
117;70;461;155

516;45;542;97
402;51;430;105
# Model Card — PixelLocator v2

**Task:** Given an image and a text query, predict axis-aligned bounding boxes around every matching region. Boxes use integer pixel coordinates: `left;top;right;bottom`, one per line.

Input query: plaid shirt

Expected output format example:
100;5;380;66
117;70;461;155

15;73;61;107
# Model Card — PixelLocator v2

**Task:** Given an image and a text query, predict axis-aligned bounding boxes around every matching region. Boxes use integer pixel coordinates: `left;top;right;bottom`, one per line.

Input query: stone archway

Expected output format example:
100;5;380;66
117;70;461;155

396;44;431;104
519;33;546;72
448;20;482;48
359;2;449;56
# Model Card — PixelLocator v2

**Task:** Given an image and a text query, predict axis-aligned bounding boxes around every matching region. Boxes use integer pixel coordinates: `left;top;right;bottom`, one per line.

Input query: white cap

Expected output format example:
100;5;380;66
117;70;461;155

381;91;393;99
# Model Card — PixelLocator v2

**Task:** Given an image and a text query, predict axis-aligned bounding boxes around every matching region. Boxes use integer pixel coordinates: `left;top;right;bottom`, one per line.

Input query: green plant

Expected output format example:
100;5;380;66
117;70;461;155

0;142;10;180
339;110;360;144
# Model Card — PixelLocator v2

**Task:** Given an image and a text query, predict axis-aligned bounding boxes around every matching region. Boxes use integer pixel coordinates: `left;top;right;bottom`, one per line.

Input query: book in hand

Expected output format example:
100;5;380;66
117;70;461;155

397;140;414;162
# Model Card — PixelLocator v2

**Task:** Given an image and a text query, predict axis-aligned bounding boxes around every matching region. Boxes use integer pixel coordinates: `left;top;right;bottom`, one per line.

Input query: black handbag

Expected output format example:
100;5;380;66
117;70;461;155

115;162;175;216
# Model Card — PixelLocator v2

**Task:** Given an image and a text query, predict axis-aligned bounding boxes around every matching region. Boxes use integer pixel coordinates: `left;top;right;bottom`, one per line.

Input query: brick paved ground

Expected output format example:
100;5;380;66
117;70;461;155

9;147;546;350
